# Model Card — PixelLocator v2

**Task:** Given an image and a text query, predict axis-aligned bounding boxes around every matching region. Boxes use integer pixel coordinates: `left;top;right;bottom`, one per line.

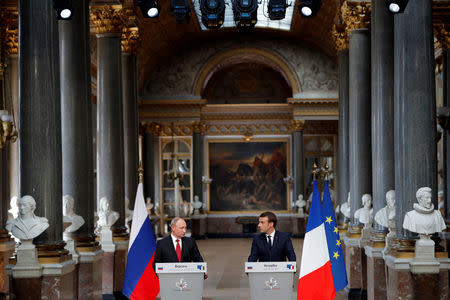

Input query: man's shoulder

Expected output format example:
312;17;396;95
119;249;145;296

157;236;172;245
276;231;289;238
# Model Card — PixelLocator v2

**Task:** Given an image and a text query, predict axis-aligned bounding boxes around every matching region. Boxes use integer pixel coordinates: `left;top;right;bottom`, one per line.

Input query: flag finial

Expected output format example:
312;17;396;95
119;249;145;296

138;162;144;184
312;161;318;180
324;162;329;180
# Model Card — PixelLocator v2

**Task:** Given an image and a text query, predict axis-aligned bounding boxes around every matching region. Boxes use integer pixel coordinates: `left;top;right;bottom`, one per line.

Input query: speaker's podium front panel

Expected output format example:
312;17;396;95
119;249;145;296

245;262;296;300
155;262;207;300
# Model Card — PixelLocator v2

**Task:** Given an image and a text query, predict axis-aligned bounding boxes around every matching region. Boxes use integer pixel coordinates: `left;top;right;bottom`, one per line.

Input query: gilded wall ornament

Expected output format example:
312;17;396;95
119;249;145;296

122;27;139;54
434;24;450;51
341;1;371;34
0;8;18;55
332;24;349;51
291;120;306;132
90;5;138;35
191;121;206;134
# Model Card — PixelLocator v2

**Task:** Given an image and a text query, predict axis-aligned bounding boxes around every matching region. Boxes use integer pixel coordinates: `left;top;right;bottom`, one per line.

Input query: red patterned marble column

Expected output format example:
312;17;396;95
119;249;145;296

77;246;103;299
0;236;15;295
343;231;363;296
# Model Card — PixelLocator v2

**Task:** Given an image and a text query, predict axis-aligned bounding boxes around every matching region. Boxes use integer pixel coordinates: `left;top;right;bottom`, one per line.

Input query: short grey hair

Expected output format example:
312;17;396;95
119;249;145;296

170;217;183;227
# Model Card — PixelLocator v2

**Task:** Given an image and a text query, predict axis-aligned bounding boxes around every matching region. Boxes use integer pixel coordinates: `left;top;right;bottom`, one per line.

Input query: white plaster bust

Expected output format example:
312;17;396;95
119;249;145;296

8;196;18;220
146;197;154;215
354;194;373;226
192;195;203;215
340;192;351;219
124;197;134;232
295;194;306;216
375;190;396;229
403;187;446;235
63;195;85;233
6;195;49;240
97;197;119;228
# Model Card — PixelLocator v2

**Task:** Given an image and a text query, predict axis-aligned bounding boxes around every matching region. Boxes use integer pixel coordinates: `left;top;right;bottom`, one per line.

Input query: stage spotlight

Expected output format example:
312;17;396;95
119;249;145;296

385;0;409;14
298;0;322;17
200;0;225;29
52;0;73;20
232;0;259;32
268;0;288;20
171;0;191;24
138;0;160;18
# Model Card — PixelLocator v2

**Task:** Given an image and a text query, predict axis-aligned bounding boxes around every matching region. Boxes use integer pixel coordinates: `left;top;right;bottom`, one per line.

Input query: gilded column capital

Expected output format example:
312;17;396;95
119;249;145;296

291;120;306;132
332;24;349;51
144;122;161;136
341;1;371;34
0;8;18;55
191;121;206;134
122;27;139;54
90;5;138;35
434;24;450;51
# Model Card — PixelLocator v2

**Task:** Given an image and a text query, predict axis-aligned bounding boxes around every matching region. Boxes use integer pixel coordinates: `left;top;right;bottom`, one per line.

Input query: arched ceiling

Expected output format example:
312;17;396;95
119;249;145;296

136;0;338;91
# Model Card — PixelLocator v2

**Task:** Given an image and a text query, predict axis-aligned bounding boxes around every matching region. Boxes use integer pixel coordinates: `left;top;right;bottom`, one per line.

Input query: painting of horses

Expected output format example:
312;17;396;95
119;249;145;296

207;139;290;212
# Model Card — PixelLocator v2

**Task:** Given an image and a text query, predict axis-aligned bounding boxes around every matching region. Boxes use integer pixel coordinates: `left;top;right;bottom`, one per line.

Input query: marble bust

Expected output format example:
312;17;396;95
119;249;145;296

403;187;446;235
124;197;133;232
6;195;49;240
374;190;396;229
295;194;306;216
354;194;373;226
63;195;85;233
97;197;119;228
340;192;351;219
192;195;203;215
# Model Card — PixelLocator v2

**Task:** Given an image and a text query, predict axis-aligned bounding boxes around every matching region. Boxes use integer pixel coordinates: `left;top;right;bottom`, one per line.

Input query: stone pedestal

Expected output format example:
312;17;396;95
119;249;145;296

113;239;128;296
343;233;363;296
384;254;450;300
365;244;386;300
192;215;207;239
410;235;439;274
0;238;15;295
7;243;76;300
78;248;103;299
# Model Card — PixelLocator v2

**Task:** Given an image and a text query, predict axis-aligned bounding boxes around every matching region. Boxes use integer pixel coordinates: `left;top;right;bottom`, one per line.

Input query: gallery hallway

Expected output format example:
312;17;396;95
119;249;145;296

161;238;347;300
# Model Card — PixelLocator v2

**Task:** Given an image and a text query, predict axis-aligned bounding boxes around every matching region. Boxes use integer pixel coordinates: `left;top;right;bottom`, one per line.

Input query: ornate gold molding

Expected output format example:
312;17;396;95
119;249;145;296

143;122;162;136
434;24;450;51
291;120;306;131
90;5;138;35
206;123;291;136
191;121;206;134
122;27;139;53
332;24;349;51
0;8;18;55
341;1;371;34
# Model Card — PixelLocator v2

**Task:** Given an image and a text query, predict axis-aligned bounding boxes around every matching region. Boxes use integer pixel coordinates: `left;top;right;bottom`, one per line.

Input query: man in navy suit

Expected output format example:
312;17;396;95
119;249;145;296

248;211;296;262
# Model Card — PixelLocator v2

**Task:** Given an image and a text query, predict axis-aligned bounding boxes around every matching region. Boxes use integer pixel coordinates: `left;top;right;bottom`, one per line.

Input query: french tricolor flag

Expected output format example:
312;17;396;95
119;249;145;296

122;183;160;299
297;180;335;300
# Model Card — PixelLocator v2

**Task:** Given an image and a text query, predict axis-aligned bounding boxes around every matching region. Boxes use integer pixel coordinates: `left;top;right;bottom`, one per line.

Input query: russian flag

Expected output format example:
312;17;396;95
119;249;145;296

297;180;335;300
122;183;160;299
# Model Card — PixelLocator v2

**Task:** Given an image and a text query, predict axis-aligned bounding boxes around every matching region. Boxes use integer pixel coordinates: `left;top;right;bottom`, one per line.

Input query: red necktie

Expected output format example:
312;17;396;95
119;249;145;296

176;239;181;262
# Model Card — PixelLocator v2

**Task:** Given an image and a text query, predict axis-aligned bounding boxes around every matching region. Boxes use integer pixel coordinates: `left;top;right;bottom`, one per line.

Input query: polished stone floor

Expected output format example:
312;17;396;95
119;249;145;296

186;238;347;300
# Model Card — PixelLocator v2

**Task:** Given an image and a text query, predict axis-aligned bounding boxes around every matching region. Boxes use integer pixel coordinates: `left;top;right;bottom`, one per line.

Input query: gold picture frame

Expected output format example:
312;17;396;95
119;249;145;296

206;138;291;214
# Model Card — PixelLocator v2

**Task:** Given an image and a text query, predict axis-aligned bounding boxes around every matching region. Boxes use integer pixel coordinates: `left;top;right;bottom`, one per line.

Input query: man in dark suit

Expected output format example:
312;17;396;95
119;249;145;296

154;217;207;278
248;211;296;262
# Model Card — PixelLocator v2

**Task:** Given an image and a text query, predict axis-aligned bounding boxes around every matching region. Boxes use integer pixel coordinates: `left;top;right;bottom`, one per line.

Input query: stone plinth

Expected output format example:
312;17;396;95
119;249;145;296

78;249;103;300
41;260;77;300
0;239;15;294
102;251;114;295
384;254;450;300
365;245;386;300
192;215;207;239
113;239;128;295
343;234;363;296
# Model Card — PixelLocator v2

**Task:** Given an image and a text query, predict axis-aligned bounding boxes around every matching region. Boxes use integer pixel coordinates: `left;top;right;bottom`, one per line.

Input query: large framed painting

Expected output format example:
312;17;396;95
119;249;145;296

207;138;290;213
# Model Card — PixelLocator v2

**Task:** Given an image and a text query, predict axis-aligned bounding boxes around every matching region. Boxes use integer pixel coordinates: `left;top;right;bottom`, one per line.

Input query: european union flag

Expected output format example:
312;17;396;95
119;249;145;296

321;180;348;292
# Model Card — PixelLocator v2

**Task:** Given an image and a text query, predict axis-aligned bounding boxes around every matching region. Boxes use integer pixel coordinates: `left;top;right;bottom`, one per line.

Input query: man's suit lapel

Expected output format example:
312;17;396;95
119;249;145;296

181;237;189;262
272;231;279;251
261;233;271;253
166;236;179;262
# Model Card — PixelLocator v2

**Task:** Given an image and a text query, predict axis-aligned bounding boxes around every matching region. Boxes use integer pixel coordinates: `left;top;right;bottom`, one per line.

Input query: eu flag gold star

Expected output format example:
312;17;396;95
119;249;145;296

336;240;341;247
333;251;339;259
325;216;332;224
333;227;339;233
